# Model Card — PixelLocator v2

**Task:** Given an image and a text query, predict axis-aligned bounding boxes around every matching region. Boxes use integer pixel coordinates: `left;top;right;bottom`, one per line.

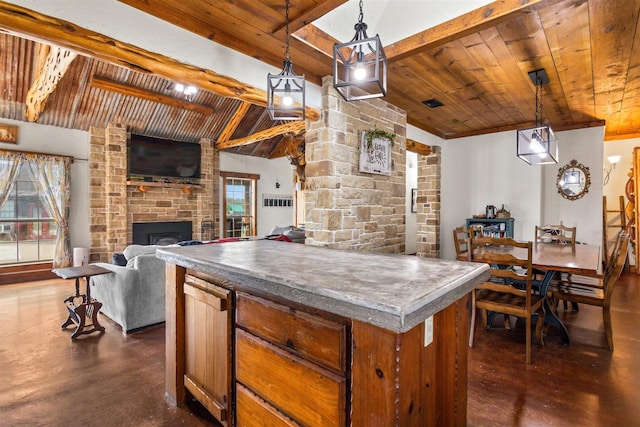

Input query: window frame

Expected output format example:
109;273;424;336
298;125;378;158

221;171;259;238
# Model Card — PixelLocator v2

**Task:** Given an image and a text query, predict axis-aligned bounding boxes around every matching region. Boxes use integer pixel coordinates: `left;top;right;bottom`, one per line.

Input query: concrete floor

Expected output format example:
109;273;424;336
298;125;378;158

1;273;639;426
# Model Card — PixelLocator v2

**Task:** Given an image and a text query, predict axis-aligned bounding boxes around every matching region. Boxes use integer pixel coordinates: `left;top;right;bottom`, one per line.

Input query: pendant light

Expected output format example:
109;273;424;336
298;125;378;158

516;69;558;165
333;0;387;101
267;0;305;121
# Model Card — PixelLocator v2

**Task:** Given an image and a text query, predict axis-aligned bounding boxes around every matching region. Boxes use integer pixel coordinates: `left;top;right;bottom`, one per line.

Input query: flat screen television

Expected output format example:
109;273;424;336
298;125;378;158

127;134;201;181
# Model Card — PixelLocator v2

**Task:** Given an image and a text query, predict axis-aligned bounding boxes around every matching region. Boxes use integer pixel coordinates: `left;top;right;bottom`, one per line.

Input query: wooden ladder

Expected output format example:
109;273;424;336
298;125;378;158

603;195;628;269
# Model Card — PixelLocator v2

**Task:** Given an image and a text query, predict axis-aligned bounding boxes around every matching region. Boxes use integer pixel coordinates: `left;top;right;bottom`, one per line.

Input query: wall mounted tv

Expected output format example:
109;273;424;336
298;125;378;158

127;134;201;181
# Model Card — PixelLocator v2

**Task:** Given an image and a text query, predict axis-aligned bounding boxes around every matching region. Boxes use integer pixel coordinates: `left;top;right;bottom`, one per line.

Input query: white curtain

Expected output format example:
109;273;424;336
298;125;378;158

28;155;72;268
0;152;23;210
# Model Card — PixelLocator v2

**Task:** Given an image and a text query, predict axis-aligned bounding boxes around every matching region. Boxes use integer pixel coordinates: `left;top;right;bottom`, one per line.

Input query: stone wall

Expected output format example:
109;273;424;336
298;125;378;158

304;77;407;253
416;146;441;257
89;123;218;262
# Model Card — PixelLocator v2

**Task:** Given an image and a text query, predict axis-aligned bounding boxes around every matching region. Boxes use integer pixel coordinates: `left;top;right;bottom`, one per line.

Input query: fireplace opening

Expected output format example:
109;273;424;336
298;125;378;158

149;232;181;246
132;221;193;245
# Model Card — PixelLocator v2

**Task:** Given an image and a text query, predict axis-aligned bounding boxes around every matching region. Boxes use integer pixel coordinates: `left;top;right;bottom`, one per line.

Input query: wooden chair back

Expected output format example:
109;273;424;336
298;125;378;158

535;224;577;246
603;232;630;304
467;236;545;363
549;232;629;350
453;227;470;260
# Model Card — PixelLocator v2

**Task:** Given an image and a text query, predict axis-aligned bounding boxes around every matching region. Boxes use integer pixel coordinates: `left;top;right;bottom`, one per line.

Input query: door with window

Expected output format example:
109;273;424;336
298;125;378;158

222;172;258;238
0;164;57;264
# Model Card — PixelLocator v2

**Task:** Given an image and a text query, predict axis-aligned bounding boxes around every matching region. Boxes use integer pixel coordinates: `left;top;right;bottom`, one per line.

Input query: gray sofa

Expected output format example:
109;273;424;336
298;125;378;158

90;245;166;333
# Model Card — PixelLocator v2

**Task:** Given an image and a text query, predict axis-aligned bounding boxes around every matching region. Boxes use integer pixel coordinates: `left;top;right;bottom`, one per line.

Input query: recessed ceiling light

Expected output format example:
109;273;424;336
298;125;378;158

422;99;443;108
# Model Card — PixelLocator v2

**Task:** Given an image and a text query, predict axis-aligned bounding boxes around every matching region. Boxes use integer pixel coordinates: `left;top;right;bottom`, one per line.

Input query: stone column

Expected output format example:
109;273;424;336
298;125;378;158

416;146;441;257
304;76;407;253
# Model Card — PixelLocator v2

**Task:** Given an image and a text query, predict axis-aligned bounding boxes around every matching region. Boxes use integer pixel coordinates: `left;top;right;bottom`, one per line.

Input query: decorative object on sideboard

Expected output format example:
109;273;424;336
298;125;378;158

516;68;558;165
266;0;305;121
557;159;591;201
485;205;496;219
333;0;387;101
496;204;511;218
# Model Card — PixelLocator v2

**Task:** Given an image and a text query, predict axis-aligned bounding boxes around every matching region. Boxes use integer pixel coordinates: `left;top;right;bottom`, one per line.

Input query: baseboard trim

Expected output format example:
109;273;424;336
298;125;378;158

0;262;56;284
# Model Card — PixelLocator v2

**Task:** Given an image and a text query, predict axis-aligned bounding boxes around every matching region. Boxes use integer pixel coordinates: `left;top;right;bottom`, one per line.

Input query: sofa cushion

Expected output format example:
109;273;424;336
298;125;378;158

123;244;162;260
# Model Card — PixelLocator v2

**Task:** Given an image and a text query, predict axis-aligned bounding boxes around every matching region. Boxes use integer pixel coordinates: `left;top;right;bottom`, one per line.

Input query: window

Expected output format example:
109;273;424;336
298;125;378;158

222;172;259;238
0;164;57;264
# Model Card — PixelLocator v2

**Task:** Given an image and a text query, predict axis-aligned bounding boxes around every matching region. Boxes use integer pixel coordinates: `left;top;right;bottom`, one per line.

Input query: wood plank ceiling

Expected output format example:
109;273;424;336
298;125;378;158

0;0;639;161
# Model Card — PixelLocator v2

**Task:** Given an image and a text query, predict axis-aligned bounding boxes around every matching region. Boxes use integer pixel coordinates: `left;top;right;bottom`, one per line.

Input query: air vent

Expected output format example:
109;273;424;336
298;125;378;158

422;98;444;108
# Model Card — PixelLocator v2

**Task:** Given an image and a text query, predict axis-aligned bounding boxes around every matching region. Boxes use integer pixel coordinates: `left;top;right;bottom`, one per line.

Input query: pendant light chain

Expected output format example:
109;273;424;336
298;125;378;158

285;0;291;61
535;78;540;127
266;0;305;120
358;0;364;24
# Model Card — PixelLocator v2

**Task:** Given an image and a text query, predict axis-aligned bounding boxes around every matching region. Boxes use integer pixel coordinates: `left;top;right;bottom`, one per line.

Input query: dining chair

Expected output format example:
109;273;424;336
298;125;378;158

453;227;470;261
535;223;577;246
534;223;578;305
467;236;545;364
548;232;629;350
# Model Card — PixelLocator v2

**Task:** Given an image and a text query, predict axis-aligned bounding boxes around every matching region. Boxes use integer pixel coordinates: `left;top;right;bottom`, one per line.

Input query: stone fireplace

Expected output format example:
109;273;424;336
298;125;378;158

89;123;219;262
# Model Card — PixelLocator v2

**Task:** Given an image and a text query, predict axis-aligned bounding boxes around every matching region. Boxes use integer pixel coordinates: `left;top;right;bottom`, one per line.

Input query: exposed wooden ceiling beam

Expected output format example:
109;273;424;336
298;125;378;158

269;131;305;159
216;121;305;150
0;1;320;121
91;76;215;115
292;24;339;60
25;44;77;122
217;102;252;142
384;0;544;61
444;119;606;140
274;0;347;36
406;139;431;156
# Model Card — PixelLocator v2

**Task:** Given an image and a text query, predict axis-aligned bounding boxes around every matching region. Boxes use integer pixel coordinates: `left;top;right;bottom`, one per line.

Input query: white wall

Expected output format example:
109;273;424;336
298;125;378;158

603;136;640;205
438;131;544;259
407;126;605;260
0;118;90;249
542;127;604;246
220;152;294;236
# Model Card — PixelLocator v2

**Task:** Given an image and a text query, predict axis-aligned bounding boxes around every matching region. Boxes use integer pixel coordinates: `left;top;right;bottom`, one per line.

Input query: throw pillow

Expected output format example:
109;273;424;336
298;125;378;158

112;252;127;266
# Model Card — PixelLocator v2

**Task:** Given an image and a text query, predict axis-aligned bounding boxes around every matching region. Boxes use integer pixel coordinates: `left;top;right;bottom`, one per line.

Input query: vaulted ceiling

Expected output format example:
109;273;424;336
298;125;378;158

0;0;639;159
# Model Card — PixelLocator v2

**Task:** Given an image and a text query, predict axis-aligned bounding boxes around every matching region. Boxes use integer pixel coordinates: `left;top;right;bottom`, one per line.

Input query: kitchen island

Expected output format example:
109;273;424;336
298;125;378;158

157;240;489;426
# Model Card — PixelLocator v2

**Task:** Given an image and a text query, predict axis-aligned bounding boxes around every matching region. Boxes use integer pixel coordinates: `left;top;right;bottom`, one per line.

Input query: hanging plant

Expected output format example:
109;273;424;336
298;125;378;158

365;128;395;149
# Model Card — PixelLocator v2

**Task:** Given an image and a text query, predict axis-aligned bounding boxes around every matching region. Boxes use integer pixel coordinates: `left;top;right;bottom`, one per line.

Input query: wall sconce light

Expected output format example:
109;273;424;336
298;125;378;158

516;69;558;165
267;0;305;121
603;154;621;185
332;0;387;101
275;180;281;189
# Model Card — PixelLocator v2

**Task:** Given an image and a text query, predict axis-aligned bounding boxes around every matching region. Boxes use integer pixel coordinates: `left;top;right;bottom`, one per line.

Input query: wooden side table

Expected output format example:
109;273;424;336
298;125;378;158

53;265;112;340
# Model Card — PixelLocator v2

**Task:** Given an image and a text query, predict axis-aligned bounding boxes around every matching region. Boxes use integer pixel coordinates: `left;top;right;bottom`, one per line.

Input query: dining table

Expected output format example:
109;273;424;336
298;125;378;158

472;241;601;345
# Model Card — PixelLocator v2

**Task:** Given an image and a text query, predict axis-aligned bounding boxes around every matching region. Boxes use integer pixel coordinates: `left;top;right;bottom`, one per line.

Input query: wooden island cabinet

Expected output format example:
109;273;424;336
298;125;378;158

158;240;489;426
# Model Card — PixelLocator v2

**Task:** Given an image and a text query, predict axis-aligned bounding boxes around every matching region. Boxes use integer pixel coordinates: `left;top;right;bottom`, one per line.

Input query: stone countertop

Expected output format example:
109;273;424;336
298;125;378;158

157;240;490;333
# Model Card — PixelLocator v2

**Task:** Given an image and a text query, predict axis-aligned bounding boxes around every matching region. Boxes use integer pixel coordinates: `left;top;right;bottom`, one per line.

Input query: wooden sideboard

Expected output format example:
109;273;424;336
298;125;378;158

159;240;489;426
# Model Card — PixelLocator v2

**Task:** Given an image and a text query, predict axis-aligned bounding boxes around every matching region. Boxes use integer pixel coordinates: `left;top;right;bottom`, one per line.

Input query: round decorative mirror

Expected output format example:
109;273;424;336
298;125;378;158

557;159;591;200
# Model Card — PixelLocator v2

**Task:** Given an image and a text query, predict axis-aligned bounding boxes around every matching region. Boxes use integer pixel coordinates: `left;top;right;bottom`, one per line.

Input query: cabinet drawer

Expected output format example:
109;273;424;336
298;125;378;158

236;329;346;427
236;293;347;372
236;383;299;427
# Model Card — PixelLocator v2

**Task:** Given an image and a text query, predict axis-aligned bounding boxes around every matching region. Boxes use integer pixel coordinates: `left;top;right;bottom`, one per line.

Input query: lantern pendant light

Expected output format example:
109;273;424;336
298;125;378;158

516;69;558;165
333;0;387;102
267;0;305;121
